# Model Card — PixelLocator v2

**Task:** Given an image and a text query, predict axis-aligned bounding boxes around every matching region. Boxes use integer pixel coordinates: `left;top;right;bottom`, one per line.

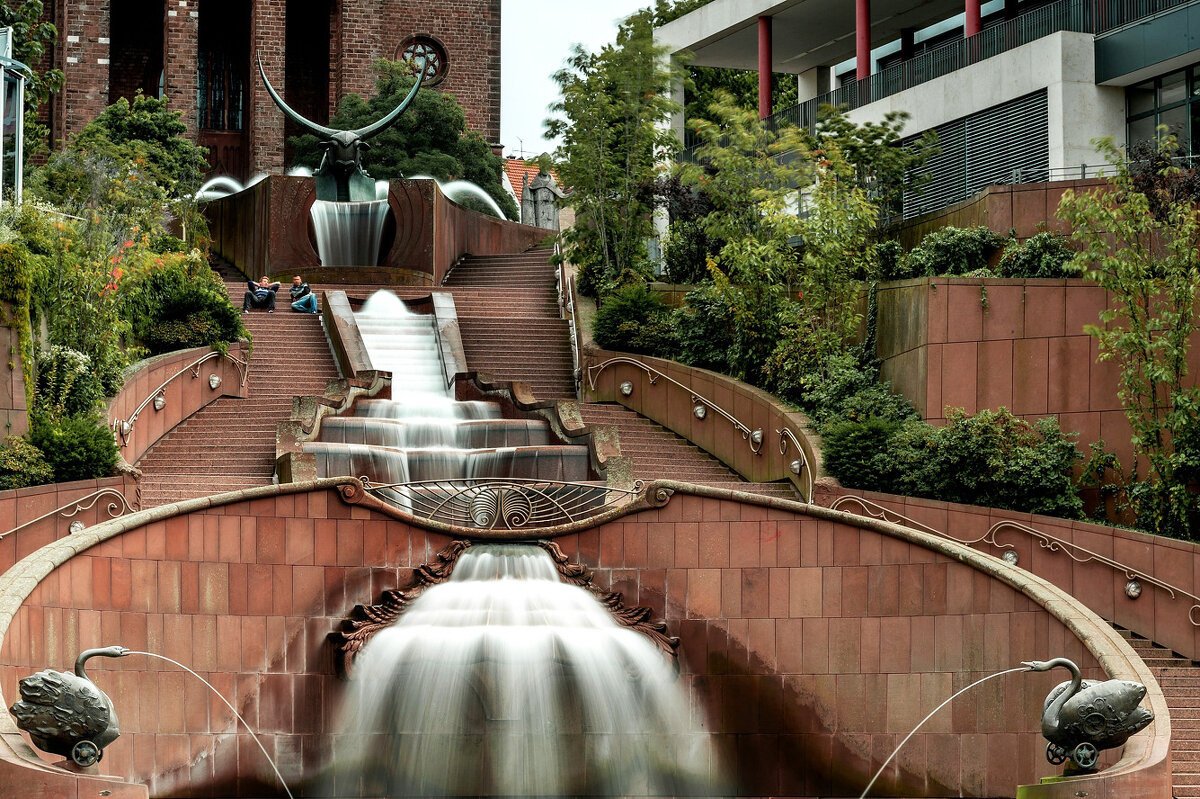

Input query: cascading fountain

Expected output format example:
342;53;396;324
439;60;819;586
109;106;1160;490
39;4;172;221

253;56;718;799
301;292;590;487
326;543;721;798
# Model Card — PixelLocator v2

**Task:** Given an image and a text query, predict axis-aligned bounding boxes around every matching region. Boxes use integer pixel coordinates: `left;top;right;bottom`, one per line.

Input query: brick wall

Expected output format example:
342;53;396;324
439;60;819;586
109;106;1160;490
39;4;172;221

60;0;111;136
0;485;1163;798
332;0;501;143
162;0;200;137
54;0;502;167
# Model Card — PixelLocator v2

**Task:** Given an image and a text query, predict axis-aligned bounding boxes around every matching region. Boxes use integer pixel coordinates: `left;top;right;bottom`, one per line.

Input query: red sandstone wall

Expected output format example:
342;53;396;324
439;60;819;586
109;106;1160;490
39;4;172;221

892;179;1107;250
0;302;28;437
106;344;251;468
0;475;137;574
0;486;1156;798
432;191;546;284
873;277;1175;470
825;486;1200;668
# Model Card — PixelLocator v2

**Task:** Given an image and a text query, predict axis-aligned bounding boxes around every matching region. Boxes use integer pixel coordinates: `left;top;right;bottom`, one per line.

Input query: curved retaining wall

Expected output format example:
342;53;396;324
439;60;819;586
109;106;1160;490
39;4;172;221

107;344;250;469
0;481;1170;798
582;348;821;498
824;486;1200;667
206;176;546;285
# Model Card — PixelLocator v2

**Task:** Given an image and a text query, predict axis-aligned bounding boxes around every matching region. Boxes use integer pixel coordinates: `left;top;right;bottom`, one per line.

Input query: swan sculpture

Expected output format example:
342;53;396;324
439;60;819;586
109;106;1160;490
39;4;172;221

8;646;131;766
1023;658;1153;770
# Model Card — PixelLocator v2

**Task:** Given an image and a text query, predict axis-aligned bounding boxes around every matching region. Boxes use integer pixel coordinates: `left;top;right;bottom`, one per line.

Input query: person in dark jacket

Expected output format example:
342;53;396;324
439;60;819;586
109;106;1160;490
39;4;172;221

243;276;281;313
289;275;318;313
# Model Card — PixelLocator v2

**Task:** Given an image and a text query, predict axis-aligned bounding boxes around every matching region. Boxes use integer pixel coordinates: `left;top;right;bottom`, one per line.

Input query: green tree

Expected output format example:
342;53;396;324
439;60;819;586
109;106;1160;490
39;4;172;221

546;8;683;297
1059;136;1200;538
289;59;517;221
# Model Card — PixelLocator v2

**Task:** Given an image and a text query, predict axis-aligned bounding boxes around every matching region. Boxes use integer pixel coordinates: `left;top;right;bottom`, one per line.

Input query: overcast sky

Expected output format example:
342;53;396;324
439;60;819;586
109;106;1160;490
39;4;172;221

500;0;652;159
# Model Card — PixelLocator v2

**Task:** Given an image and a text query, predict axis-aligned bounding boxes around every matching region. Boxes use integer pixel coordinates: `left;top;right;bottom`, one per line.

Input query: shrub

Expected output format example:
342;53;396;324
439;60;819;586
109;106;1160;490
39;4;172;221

673;279;783;386
901;226;1004;277
29;413;118;483
0;435;53;490
821;416;901;489
35;345;104;422
119;251;244;355
592;283;676;356
875;240;905;282
784;351;917;431
823;408;1084;519
996;232;1075;279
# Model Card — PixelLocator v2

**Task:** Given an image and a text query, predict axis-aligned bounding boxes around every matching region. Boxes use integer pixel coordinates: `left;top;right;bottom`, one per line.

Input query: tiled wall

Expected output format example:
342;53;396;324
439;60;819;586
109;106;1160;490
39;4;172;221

825;485;1200;666
875;277;1156;470
0;486;1136;797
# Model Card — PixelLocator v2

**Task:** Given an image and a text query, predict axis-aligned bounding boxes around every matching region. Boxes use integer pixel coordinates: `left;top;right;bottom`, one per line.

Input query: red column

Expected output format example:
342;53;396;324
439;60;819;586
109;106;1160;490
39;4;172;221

965;0;982;37
758;16;772;119
856;0;870;81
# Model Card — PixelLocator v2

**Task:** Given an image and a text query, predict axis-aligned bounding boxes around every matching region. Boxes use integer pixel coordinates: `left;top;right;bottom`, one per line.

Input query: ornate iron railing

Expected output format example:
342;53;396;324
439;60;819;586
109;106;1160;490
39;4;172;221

0;487;134;541
111;350;248;447
360;477;645;529
830;495;1200;626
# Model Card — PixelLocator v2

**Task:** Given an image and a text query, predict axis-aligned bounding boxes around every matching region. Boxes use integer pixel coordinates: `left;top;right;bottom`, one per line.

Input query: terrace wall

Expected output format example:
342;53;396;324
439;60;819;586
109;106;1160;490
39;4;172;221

0;482;1169;798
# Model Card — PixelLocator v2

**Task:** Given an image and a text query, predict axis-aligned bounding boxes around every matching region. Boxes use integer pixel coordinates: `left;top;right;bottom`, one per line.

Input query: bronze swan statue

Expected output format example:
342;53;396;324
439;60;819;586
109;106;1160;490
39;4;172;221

1024;658;1153;770
9;646;131;766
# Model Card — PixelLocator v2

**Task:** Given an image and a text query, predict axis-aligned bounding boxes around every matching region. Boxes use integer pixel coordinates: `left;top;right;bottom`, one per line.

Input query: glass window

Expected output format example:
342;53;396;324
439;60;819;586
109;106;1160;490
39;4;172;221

1128;81;1155;116
1129;115;1156;146
1161;103;1188;141
1161;70;1187;106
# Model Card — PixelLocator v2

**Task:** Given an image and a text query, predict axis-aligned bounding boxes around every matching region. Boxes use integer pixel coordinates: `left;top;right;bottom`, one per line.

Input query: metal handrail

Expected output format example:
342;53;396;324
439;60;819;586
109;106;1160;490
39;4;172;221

831;494;1200;626
776;427;815;503
555;237;583;401
0;487;133;541
586;356;766;455
111;349;248;447
829;495;943;537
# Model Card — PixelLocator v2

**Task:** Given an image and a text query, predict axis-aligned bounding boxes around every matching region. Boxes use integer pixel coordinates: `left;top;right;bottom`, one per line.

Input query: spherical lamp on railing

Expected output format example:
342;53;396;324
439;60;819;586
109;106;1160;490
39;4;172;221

208;374;222;390
619;381;633;397
693;404;707;420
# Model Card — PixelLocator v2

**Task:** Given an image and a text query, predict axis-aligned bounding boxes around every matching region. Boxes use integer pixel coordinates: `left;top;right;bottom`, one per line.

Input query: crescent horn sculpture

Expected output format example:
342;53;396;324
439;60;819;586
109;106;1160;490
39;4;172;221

258;53;425;202
1024;658;1154;772
9;646;131;767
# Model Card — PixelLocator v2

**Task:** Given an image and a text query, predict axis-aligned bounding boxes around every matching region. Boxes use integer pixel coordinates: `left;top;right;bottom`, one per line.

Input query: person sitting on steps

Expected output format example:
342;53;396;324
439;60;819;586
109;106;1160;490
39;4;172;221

243;276;280;313
289;275;318;313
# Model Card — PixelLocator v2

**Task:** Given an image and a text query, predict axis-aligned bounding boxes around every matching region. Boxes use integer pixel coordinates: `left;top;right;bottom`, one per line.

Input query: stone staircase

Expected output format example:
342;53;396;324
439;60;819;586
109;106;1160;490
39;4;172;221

580;402;798;500
1114;625;1200;798
442;249;577;400
134;265;341;506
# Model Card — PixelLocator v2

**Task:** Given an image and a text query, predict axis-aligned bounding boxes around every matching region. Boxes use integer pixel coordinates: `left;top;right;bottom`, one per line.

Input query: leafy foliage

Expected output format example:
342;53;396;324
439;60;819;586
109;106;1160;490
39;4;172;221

0;1;63;156
996;232;1075;279
29;413;119;483
1059;135;1200;537
118;250;244;356
289;60;517;221
897;226;1004;278
824;408;1084;518
0;241;34;410
34;346;103;423
0;435;52;490
593;284;676;355
547;9;682;297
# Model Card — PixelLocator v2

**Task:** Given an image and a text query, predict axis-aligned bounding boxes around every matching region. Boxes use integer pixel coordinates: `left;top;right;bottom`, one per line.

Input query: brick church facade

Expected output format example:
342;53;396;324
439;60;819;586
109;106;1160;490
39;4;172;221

44;0;501;179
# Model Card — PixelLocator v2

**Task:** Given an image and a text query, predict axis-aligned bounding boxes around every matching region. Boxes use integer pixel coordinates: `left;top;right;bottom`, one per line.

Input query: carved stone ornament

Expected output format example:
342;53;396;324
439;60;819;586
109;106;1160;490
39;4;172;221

331;539;680;676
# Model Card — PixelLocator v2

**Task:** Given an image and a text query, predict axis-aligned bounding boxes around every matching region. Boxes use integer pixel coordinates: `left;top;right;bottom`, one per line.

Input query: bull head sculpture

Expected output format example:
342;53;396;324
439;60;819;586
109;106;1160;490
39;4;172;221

258;53;425;202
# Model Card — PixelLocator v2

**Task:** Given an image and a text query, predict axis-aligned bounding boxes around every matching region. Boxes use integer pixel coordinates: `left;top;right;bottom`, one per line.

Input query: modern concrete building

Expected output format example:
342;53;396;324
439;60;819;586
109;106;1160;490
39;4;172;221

657;0;1200;218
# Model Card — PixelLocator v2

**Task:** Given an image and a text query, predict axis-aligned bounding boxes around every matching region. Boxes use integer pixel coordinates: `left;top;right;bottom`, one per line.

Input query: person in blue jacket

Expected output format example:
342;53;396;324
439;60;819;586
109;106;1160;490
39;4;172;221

243;276;280;313
289;275;318;313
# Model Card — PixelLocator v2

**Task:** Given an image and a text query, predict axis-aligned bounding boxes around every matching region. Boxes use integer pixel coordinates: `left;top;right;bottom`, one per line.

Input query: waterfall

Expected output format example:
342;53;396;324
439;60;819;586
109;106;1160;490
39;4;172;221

310;199;389;266
327;544;721;798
